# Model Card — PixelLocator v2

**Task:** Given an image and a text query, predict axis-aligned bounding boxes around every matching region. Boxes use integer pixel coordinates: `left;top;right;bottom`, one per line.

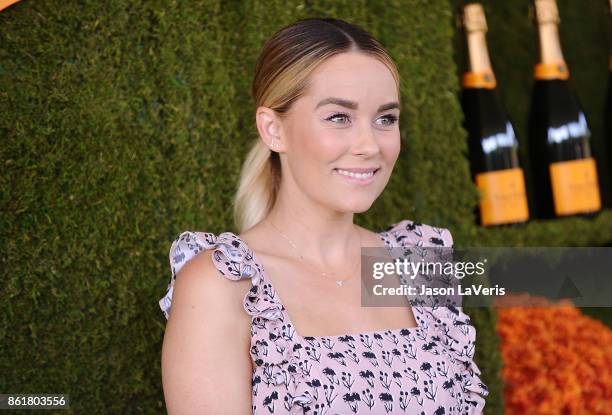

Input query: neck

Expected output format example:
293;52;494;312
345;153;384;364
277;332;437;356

466;31;492;73
537;23;564;64
265;180;361;266
534;0;565;64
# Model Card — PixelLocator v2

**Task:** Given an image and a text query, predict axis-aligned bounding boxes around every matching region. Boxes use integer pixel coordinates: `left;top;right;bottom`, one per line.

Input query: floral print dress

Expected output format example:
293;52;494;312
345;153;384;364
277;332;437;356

159;219;489;414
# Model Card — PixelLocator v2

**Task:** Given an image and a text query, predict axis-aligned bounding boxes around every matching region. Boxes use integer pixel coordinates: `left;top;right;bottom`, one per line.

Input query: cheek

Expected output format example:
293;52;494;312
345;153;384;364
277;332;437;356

380;133;401;164
300;129;349;165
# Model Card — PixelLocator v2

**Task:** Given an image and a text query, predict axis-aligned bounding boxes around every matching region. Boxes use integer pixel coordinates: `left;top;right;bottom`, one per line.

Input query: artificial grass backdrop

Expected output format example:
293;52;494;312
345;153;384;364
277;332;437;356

2;0;610;413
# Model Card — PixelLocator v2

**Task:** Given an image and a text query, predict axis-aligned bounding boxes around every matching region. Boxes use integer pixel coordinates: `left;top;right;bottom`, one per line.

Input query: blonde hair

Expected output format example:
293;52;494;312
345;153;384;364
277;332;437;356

233;17;401;232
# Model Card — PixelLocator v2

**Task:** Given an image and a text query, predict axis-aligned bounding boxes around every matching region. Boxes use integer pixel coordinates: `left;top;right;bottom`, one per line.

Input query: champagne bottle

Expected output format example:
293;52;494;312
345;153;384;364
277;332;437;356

528;0;602;219
460;3;529;227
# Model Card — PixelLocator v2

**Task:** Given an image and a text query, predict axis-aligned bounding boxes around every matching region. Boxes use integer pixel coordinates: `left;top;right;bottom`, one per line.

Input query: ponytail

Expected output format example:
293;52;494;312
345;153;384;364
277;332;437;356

233;139;281;232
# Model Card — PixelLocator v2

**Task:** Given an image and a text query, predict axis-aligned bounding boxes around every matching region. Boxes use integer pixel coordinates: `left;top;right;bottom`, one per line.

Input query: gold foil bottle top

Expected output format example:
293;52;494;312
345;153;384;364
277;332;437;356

463;3;488;33
534;0;560;24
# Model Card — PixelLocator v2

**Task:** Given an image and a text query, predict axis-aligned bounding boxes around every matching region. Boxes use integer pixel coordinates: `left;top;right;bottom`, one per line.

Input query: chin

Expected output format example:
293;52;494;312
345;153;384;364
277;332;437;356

335;197;376;214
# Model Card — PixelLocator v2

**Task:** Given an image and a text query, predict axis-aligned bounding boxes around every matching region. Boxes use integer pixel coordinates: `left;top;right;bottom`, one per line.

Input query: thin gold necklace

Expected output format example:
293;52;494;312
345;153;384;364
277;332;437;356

267;219;362;287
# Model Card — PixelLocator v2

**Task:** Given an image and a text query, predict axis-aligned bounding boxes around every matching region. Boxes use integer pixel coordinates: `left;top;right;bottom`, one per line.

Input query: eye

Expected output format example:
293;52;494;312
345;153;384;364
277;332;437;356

325;112;399;127
377;114;399;127
326;112;351;124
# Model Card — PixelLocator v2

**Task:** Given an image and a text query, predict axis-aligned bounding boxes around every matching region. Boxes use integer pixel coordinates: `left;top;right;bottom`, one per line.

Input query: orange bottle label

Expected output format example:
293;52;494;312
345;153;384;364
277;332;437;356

549;157;601;216
475;167;529;226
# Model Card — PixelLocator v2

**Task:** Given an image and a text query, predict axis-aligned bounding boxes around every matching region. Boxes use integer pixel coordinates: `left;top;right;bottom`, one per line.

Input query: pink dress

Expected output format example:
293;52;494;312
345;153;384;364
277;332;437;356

159;219;489;414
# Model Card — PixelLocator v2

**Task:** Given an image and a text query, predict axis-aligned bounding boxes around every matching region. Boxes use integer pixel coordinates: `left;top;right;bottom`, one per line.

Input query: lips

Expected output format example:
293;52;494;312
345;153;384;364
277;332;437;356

334;167;380;173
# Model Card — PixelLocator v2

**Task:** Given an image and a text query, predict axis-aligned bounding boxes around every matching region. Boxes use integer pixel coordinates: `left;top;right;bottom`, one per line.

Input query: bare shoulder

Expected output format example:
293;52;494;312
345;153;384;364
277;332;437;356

166;248;253;338
161;248;253;413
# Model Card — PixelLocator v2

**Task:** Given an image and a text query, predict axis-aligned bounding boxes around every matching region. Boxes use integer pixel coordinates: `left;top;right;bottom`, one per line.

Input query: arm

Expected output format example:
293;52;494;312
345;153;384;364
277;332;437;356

161;250;253;414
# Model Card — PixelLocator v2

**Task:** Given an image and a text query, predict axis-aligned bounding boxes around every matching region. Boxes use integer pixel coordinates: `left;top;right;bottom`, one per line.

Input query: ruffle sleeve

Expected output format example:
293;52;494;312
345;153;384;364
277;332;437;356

159;230;214;320
158;230;278;320
387;219;489;413
421;305;489;413
383;218;454;249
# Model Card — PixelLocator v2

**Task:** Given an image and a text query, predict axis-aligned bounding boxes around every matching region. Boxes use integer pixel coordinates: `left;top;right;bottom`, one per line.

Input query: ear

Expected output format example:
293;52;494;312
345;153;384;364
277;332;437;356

255;106;286;152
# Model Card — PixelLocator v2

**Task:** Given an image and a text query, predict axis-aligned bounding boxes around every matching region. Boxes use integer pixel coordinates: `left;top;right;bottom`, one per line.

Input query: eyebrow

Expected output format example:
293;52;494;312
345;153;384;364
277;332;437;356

315;97;400;112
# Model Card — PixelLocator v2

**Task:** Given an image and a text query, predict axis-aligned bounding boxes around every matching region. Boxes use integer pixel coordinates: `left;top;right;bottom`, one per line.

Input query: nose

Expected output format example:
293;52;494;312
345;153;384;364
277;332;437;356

352;122;381;157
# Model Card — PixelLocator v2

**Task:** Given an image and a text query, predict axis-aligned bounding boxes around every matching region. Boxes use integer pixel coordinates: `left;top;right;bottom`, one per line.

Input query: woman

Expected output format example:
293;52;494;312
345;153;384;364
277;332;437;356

159;17;488;414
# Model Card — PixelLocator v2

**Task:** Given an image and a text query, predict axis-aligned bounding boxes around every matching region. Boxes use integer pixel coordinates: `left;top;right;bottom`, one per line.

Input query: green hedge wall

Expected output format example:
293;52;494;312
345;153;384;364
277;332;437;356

8;0;610;414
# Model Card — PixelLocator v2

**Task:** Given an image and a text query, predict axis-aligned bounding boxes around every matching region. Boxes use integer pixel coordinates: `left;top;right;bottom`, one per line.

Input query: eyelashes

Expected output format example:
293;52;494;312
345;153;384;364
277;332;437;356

325;112;399;127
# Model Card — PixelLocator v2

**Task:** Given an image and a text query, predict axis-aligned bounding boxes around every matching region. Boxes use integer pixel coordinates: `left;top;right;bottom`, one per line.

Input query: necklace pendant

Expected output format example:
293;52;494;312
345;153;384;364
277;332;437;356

336;280;343;286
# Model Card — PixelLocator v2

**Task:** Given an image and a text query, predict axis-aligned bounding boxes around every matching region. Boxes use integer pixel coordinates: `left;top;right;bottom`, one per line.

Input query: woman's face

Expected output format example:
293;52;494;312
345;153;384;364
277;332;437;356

269;51;401;213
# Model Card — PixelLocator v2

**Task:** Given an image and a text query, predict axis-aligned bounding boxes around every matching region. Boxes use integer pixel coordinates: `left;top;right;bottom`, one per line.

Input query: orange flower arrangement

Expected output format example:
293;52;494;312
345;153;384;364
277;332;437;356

496;295;612;414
